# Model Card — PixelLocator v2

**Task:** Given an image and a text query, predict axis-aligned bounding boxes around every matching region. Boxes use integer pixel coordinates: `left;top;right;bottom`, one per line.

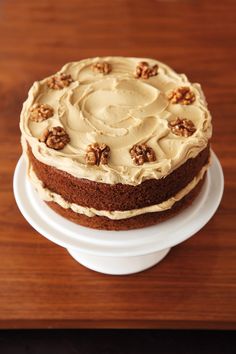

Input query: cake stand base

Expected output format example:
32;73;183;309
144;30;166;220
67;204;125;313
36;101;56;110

13;151;224;275
67;247;170;275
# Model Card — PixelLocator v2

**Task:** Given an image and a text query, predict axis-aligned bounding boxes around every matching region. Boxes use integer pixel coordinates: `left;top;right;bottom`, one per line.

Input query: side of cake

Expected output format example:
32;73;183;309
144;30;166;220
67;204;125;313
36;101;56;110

20;57;212;230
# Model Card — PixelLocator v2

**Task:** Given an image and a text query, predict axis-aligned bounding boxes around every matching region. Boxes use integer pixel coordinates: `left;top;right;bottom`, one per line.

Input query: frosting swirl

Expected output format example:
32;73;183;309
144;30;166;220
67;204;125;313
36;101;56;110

20;57;212;185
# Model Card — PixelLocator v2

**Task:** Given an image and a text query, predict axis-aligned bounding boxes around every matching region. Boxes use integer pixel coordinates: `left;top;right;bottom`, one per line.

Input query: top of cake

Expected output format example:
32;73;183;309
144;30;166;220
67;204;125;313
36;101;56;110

20;57;212;185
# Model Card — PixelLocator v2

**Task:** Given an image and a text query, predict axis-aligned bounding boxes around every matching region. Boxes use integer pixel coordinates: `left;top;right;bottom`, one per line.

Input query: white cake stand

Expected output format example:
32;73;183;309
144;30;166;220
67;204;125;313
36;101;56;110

13;151;224;275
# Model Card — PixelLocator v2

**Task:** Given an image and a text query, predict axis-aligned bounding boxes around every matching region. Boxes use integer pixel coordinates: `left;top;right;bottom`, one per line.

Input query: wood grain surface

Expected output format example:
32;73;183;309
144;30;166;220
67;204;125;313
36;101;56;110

0;0;236;329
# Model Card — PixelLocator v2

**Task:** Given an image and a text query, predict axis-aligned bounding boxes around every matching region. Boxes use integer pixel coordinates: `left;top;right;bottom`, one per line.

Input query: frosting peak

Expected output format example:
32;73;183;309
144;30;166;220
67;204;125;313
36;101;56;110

20;57;212;185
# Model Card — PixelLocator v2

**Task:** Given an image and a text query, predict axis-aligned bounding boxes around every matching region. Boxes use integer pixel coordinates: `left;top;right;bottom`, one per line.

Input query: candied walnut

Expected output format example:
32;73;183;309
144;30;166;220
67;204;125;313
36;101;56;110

39;126;70;150
168;117;196;137
91;61;112;75
86;143;110;166
29;103;54;122
47;73;73;89
168;86;195;105
130;143;156;165
134;61;158;79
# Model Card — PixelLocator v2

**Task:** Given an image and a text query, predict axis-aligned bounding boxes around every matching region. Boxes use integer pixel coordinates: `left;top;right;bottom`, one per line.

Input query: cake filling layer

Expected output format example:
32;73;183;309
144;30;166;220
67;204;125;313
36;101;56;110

28;162;208;220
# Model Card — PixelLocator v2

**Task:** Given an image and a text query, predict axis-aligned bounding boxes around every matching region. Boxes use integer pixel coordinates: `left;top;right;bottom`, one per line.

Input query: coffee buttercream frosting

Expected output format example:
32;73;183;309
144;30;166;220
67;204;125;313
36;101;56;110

20;57;212;185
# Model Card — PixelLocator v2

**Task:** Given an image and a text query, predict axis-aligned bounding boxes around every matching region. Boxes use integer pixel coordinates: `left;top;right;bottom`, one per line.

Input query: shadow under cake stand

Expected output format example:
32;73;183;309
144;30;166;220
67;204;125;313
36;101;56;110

13;151;224;275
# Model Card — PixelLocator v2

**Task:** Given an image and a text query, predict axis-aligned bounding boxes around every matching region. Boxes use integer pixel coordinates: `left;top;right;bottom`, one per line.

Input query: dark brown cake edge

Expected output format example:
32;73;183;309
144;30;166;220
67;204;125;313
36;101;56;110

45;174;206;231
27;142;210;211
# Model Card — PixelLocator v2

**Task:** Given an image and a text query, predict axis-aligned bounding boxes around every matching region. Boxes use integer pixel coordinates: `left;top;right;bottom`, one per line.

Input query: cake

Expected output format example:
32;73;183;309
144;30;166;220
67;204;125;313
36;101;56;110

20;57;212;230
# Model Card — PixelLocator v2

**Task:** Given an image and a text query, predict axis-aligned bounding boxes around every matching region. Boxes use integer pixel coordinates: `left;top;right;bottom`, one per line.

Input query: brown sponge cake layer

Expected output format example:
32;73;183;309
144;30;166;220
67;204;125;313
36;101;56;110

45;174;206;231
28;143;210;212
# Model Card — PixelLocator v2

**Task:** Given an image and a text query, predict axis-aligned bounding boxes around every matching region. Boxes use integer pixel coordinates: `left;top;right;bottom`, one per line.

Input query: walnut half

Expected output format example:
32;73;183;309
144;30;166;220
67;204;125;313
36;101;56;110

168;117;196;137
47;73;73;89
39;126;70;150
134;61;158;79
168;86;195;105
86;143;110;166
130;143;156;165
29;103;54;122
91;61;112;75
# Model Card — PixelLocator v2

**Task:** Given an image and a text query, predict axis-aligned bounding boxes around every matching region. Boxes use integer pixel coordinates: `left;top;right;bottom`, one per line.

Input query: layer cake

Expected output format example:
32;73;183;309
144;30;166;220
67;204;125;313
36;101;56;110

20;57;212;230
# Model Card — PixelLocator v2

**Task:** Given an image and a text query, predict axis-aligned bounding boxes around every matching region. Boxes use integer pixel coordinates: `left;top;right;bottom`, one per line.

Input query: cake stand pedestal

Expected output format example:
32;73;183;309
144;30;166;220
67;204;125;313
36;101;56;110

13;151;224;275
67;247;170;275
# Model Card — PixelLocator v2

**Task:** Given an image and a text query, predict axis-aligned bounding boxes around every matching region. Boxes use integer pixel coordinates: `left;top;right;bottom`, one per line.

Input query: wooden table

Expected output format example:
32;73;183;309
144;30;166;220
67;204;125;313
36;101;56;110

0;0;235;329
